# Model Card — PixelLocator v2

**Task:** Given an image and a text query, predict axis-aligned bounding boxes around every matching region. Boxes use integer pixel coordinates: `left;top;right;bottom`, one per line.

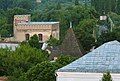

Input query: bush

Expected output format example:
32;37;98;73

102;72;112;81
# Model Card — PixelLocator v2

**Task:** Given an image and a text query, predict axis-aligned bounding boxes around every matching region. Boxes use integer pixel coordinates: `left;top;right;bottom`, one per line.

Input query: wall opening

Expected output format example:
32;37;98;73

38;34;43;41
25;34;30;41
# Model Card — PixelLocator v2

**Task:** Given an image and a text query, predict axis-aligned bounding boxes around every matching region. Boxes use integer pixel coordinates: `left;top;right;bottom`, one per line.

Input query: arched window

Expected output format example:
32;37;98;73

25;34;30;41
38;34;43;41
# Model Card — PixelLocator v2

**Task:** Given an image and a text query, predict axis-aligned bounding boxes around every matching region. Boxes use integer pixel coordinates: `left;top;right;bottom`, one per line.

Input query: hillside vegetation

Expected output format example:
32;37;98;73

0;0;120;81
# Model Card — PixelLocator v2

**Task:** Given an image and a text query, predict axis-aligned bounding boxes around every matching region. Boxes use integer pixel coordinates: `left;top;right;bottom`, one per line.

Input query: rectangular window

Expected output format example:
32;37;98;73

25;34;30;41
38;34;43;41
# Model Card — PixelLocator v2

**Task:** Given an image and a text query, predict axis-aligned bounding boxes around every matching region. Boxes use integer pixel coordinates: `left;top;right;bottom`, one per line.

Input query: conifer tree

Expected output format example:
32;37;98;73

102;72;112;81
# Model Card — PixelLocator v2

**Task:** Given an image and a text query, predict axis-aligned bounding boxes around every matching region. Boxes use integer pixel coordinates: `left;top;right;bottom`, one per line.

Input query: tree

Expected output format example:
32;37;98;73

75;19;97;52
47;36;60;46
0;48;11;76
0;44;49;79
56;2;61;10
23;55;77;81
102;72;112;81
56;55;77;66
28;34;40;49
109;12;120;27
0;17;13;37
7;7;28;24
18;0;35;10
91;0;117;14
75;0;79;5
0;0;14;10
96;29;120;47
25;61;60;81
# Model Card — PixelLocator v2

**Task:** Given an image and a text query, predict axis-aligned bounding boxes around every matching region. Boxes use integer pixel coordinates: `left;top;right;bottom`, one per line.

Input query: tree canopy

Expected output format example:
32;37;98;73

28;34;40;49
102;72;112;81
0;1;120;81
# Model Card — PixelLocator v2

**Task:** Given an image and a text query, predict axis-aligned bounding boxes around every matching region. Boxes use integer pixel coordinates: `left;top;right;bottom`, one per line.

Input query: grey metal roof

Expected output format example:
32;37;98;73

57;40;120;73
0;43;19;51
18;22;59;25
14;15;30;16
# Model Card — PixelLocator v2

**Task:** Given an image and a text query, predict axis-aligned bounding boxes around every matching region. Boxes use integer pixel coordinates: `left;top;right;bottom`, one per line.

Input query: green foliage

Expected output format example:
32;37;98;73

0;1;120;81
0;0;98;47
28;34;40;49
0;17;12;37
8;70;29;81
91;0;117;14
47;36;60;46
102;72;112;81
0;48;11;76
116;0;120;14
0;42;77;81
0;44;49;78
18;0;35;10
0;7;28;37
19;55;77;81
6;7;28;24
0;0;35;10
109;12;120;26
96;28;120;46
91;0;120;14
56;55;77;66
75;0;79;5
32;4;97;41
0;0;32;36
75;19;97;52
25;61;60;81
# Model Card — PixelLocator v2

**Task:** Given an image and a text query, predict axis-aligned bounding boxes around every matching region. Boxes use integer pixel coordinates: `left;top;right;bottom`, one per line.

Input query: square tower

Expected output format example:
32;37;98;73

14;15;31;38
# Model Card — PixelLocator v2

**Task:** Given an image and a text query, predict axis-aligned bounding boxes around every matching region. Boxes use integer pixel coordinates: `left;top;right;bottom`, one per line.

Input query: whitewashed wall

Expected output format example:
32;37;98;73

56;72;120;81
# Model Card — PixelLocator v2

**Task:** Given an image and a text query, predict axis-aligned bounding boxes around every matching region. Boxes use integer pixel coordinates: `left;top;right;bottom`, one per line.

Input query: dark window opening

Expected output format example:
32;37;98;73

38;34;43;41
25;34;30;41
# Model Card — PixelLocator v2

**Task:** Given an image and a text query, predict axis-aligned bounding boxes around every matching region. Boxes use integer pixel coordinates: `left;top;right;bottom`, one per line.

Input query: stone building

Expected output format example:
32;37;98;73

14;15;59;42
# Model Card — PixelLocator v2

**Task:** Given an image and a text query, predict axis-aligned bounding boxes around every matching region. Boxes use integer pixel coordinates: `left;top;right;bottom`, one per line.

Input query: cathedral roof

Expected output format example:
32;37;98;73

57;40;120;73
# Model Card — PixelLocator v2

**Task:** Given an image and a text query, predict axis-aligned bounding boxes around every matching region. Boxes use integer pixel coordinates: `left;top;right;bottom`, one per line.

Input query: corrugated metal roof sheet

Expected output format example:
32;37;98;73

57;40;120;73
